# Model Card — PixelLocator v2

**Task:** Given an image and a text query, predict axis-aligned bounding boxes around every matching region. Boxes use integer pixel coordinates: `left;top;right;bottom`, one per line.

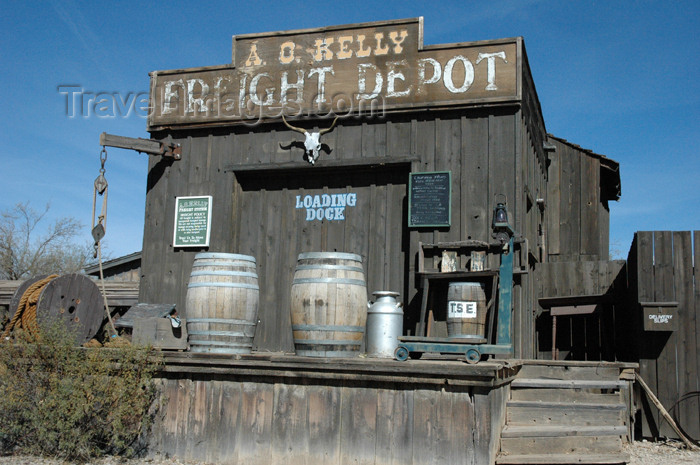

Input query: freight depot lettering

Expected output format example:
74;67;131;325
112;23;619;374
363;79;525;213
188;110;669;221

158;27;510;119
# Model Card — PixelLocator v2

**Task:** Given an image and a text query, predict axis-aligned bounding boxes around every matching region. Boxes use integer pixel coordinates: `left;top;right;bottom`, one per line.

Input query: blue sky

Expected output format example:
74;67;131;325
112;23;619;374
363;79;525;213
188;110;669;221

1;1;698;259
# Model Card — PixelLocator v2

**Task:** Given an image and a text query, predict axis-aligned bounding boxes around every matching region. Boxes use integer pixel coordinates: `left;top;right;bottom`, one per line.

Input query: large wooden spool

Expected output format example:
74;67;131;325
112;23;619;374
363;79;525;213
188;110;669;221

290;252;368;357
9;273;104;344
185;253;259;354
7;274;49;321
446;281;487;339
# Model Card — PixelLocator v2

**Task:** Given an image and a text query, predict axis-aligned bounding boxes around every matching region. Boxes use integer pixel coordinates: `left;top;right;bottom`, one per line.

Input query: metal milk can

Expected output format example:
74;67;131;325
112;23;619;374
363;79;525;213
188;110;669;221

365;291;403;358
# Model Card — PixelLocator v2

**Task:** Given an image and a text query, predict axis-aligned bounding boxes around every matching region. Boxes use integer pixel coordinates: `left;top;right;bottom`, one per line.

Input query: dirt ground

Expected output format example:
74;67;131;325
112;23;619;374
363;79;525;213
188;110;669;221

1;439;699;465
623;439;700;464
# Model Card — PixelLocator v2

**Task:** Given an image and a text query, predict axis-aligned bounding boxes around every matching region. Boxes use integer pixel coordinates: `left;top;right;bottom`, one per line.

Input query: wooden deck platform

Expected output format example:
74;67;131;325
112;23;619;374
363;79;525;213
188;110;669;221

147;355;637;465
159;351;518;386
150;353;518;465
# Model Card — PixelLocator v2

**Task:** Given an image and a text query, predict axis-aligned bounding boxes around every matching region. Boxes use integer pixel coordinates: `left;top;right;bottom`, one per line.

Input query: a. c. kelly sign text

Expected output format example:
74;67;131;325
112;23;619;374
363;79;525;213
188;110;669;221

148;18;521;129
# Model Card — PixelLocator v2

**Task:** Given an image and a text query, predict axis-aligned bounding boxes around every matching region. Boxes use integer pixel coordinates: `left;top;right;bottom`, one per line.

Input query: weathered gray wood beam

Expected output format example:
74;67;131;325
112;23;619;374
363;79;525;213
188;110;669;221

99;132;181;159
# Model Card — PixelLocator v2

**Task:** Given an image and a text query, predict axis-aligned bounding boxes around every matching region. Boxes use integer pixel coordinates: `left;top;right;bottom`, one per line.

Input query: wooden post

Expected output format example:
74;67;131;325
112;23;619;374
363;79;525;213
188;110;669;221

635;373;699;450
496;238;514;348
552;314;558;361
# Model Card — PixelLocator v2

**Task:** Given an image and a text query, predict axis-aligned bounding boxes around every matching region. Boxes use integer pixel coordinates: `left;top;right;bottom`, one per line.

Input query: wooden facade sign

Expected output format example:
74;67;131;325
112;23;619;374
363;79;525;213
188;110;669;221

408;171;451;227
148;18;520;129
173;196;212;248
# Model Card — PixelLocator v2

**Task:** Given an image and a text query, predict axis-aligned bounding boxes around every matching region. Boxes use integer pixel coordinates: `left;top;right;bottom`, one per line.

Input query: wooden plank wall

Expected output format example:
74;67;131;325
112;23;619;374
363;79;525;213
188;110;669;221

628;231;699;441
516;82;548;359
140;108;547;356
546;138;609;262
149;375;507;465
535;260;626;361
232;166;408;352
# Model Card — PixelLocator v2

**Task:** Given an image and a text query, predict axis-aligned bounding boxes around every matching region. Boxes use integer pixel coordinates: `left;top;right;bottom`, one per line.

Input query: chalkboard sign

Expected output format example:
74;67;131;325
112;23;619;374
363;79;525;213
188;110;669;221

408;171;451;227
173;196;212;247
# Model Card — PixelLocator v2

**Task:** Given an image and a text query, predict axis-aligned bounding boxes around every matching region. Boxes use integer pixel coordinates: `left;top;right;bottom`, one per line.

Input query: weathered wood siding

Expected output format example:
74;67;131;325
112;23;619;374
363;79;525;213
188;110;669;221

152;379;503;465
140;107;547;357
148;356;512;465
626;231;699;441
545;136;617;262
513;59;549;359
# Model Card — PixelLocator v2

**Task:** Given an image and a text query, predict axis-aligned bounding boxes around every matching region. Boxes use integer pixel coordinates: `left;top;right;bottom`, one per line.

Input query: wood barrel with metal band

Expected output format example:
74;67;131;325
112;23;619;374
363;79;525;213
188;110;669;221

290;252;367;357
185;252;259;354
446;281;487;339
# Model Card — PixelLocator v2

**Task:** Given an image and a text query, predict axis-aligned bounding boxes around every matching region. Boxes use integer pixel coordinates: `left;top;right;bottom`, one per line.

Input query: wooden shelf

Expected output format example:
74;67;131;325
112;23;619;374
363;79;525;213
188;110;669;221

417;270;498;285
538;293;614;307
418;240;501;274
420;240;490;249
226;156;418;173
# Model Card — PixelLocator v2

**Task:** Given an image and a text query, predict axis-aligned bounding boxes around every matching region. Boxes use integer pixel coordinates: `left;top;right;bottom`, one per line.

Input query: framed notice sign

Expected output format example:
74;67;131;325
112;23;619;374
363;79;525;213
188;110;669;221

173;196;212;248
408;171;451;227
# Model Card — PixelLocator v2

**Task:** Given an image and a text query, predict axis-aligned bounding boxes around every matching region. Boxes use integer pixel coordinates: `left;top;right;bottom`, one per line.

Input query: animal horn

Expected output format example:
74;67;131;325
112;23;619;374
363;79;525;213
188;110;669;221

281;114;306;134
319;116;339;136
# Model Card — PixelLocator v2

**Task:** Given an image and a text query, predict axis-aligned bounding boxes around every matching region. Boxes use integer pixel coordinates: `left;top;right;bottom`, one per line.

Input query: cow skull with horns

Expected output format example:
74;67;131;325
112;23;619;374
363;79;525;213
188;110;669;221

282;115;338;165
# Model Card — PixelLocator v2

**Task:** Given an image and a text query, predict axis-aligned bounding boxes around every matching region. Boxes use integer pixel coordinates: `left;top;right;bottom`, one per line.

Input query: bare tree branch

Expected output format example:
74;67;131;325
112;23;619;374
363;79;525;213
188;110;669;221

0;202;92;279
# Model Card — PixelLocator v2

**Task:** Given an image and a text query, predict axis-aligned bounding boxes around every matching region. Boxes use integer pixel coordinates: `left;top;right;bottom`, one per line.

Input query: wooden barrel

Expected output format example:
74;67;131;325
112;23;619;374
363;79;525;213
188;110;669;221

290;252;367;357
185;253;259;354
446;282;487;339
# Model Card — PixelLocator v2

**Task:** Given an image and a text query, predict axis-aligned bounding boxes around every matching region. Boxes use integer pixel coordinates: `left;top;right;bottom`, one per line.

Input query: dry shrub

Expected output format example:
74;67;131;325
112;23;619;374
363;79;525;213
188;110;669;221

0;324;162;462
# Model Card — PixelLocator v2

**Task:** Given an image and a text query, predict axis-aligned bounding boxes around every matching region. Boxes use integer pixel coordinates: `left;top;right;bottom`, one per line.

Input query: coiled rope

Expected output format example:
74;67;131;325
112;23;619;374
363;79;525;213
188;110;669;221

1;275;58;339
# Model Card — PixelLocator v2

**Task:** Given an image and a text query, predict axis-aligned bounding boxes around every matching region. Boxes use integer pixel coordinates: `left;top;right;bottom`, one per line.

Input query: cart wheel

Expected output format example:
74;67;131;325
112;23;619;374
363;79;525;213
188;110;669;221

409;351;423;360
394;346;409;361
465;348;481;364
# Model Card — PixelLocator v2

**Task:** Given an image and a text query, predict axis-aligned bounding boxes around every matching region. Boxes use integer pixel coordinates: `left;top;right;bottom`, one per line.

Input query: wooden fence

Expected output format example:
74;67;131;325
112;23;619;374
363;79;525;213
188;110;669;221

626;231;699;441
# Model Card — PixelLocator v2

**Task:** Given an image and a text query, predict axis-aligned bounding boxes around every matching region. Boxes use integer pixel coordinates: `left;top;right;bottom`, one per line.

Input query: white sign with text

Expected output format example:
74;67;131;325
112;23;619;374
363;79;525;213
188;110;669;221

448;301;477;319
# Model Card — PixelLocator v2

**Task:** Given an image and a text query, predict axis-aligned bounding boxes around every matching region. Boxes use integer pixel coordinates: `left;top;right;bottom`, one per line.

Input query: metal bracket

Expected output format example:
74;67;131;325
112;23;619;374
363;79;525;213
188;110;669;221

99;132;181;160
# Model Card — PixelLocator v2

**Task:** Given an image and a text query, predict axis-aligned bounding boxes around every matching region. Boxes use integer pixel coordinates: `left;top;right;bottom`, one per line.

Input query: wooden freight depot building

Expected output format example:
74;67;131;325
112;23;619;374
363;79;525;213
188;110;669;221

136;18;634;465
142;17;620;356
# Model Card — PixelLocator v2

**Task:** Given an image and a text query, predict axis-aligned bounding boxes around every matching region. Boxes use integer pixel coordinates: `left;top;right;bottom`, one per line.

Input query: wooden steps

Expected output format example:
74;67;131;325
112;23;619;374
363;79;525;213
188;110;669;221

502;425;628;438
497;364;632;465
506;400;625;427
496;453;629;464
